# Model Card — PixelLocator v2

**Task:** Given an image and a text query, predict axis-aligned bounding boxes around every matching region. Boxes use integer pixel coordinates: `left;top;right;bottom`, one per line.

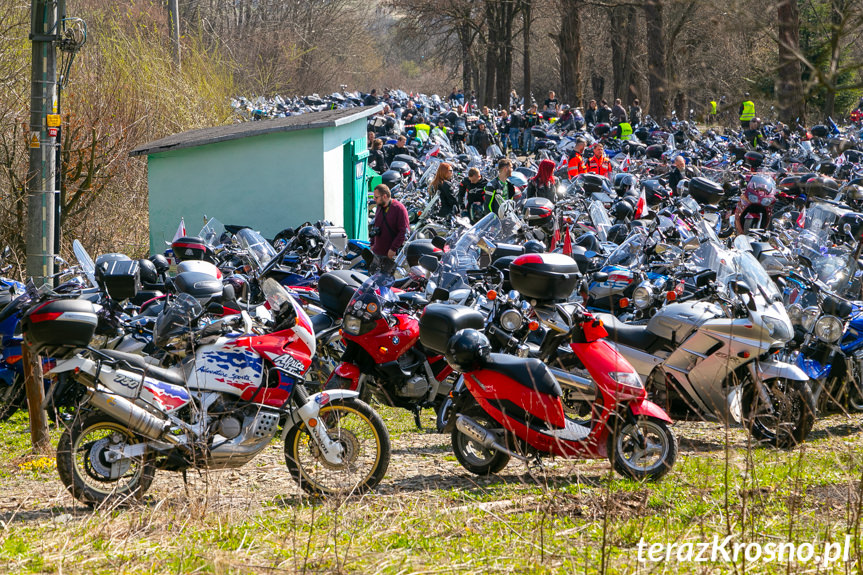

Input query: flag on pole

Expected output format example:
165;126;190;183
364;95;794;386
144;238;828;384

171;218;186;243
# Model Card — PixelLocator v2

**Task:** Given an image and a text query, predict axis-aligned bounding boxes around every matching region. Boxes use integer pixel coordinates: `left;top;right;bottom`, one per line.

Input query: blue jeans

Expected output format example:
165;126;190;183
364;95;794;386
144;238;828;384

508;128;521;151
522;131;535;153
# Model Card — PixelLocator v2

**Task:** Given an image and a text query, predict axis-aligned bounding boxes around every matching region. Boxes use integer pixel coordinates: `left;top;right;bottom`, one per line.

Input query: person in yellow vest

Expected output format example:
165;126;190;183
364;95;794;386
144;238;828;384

617;122;633;139
739;93;755;129
708;99;718;126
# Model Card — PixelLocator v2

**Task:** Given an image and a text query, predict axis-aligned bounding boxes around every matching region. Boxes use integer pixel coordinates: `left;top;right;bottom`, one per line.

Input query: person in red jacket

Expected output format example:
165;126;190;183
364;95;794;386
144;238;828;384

369;184;410;275
567;137;587;179
585;142;612;177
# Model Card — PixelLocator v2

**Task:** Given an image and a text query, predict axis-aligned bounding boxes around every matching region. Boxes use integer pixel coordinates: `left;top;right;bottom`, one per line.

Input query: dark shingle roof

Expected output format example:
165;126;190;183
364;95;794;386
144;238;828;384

130;104;383;157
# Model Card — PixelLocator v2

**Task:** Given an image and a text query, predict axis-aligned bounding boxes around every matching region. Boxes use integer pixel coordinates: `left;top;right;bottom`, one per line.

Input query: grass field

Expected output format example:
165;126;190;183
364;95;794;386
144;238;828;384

1;406;863;574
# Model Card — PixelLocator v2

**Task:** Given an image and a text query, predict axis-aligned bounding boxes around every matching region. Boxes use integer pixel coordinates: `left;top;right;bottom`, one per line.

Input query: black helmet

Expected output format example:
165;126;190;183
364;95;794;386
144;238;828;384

296;226;324;258
445;329;491;372
607;223;629;244
634;126;650;142
613;199;635;222
149;254;170;274
381;169;402;189
593;123;611;138
613;173;637;195
137;258;158;285
523;240;545;254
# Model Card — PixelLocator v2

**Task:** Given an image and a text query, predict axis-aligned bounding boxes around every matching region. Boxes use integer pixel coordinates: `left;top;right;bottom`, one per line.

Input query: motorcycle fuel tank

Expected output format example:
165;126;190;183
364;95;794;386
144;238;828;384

646;301;722;344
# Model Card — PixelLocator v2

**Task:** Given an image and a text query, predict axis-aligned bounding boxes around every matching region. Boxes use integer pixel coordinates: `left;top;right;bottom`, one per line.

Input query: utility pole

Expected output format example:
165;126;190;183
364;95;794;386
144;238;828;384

167;0;180;69
25;0;59;452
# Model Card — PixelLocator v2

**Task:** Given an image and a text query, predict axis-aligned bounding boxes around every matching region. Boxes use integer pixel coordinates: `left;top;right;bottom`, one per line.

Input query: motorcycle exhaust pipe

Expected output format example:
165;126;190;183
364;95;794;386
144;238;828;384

87;391;178;444
455;415;529;462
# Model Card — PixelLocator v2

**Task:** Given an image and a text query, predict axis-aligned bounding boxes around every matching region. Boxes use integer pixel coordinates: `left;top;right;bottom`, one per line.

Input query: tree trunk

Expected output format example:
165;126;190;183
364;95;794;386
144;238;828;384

643;0;667;120
458;23;473;94
777;0;805;124
591;73;604;102
522;0;532;104
609;5;636;102
558;0;582;106
824;0;845;118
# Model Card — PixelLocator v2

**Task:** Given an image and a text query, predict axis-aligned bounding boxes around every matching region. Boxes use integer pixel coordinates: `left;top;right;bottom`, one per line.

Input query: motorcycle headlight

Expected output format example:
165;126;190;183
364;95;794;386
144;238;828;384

632;286;653;310
814;315;843;343
500;309;523;331
609;371;643;390
787;303;803;325
760;196;775;206
762;315;793;343
748;192;760;203
343;314;362;336
801;306;820;332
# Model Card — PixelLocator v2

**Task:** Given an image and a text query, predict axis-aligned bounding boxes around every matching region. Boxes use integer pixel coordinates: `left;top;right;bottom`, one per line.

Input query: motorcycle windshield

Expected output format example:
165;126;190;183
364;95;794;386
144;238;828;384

199;218;226;248
588;200;612;242
235;228;278;272
153;293;203;349
72;239;98;289
605;229;647;267
696;242;782;302
345;273;398;321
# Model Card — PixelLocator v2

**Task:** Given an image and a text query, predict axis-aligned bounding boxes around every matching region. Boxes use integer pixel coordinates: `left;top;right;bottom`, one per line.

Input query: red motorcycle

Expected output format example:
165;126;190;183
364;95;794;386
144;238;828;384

420;253;678;481
326;273;484;427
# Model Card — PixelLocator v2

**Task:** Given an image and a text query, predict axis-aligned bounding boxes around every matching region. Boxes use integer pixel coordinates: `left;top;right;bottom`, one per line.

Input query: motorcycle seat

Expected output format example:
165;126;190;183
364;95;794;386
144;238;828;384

484;353;562;397
596;313;663;351
98;349;186;387
311;313;335;336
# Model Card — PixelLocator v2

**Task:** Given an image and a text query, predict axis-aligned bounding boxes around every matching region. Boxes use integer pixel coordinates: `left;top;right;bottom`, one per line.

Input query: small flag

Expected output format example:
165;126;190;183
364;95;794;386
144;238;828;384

172;217;186;242
633;186;647;219
796;207;806;228
562;226;573;256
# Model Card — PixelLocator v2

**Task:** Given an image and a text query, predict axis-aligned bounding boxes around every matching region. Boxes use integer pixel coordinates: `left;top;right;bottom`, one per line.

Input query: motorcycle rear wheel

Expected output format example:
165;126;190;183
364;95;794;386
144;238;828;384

284;398;390;496
56;412;156;506
450;405;511;475
607;416;677;481
743;378;816;448
0;376;25;420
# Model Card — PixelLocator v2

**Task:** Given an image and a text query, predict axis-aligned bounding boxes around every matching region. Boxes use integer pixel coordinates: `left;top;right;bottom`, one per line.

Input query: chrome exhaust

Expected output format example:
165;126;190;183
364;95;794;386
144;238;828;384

87;391;179;444
455;415;529;462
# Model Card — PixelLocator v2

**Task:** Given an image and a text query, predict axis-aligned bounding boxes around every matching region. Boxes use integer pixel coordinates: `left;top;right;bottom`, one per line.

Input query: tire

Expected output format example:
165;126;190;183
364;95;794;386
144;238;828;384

743;377;816;448
56;413;156;506
450;405;510;475
607;416;678;481
0;376;25;421
284;398;390;496
435;397;453;434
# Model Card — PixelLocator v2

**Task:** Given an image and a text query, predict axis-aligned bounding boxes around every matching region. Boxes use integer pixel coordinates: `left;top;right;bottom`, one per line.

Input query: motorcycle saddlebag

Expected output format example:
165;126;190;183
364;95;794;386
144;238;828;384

509;253;580;301
318;270;367;317
97;259;141;301
688;177;724;205
419;304;485;354
22;299;98;357
743;151;764;170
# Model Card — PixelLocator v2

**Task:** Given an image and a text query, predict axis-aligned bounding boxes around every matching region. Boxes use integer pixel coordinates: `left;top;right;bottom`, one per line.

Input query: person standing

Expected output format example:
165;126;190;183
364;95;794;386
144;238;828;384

369;184;409;275
585;142;612;177
668;154;687;192
368;139;388;175
508;107;523;154
484;158;515;216
459;167;488;222
739;93;755;129
707;98;718;126
611;98;628;125
470;121;493;155
585;100;598;127
429;162;458;218
523;104;539;154
543;91;560;120
526;159;558;201
596;100;612;125
567;137;588;179
363;89;379;107
629;99;642;127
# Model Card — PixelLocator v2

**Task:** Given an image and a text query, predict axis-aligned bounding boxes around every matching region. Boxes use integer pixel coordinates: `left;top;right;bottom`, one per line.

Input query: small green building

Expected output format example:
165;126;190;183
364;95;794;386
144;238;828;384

131;106;381;253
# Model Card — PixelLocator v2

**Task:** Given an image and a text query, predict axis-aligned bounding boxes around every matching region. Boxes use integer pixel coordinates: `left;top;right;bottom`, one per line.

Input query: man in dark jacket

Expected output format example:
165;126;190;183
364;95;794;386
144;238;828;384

385;135;412;165
369;184;409;275
471;121;493;155
459;167;488;220
364;89;378;106
611;98;628;125
483;158;515;216
596;100;612;124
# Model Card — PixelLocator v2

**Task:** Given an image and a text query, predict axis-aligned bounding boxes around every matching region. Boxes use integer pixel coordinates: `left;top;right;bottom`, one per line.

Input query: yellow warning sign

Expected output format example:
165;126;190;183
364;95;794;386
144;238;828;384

29;134;39;148
46;114;61;127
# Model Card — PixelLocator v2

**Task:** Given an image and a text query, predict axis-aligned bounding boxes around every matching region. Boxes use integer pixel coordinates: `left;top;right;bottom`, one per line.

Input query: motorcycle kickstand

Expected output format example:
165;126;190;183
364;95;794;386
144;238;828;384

412;405;424;431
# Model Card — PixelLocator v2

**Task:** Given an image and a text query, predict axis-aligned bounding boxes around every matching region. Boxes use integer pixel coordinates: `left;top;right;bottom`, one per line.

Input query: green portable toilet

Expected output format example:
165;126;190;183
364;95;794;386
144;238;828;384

344;138;370;240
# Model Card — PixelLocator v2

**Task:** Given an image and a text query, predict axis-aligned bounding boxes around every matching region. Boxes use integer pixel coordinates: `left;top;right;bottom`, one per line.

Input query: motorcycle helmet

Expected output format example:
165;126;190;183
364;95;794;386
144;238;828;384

645;144;665;160
456;153;470;165
273;227;295;249
149;254;170;275
642;179;668;206
676;178;690;196
606;223;630;244
845;184;863;202
634;126;650;143
137;258;158;285
745;174;776;196
613;173;637;195
523;240;545;254
613;199;635;222
445;329;491;372
381;169;402;189
223;275;249;302
296;226;324;258
593;123;611;138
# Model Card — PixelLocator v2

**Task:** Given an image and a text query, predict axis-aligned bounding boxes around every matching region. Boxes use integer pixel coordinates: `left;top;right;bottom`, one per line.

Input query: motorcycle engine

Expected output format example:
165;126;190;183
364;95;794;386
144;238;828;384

217;416;242;440
400;374;430;398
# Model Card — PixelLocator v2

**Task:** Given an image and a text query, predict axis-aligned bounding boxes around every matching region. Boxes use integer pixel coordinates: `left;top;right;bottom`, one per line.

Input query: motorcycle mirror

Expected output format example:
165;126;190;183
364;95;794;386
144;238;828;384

207;302;226;315
418;254;439;273
430;235;446;250
695;269;716;287
728;280;752;296
431;287;450;301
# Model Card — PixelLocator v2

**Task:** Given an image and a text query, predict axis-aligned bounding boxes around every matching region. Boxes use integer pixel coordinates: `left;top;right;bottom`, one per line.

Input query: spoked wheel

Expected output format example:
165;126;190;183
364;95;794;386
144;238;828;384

0;376;25;421
608;416;677;481
450;405;510;475
56;413;156;506
743;378;816;448
284;398;390;496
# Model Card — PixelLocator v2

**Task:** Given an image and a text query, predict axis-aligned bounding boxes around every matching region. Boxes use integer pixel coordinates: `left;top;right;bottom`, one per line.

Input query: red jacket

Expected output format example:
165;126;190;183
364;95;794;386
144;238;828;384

370;199;410;256
585;155;612;177
567;153;586;179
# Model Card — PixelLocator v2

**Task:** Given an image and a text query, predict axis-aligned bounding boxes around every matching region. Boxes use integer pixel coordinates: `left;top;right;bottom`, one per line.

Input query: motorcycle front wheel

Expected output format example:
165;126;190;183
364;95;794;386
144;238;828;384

607;416;678;481
56;412;156;506
284;398;390;496
743;377;816;448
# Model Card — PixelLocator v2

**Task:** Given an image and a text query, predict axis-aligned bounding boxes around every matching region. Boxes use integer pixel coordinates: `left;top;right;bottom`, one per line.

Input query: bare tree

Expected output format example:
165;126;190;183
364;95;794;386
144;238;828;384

644;0;668;119
777;0;806;123
558;0;582;105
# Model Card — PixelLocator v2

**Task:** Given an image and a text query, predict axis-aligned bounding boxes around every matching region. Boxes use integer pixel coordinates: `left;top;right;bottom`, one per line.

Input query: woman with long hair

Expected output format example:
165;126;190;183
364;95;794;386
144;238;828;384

429;162;458;218
526;158;557;201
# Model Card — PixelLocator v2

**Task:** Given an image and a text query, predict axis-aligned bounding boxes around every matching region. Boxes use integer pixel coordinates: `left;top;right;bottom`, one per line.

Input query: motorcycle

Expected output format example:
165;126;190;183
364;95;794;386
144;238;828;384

26;274;390;504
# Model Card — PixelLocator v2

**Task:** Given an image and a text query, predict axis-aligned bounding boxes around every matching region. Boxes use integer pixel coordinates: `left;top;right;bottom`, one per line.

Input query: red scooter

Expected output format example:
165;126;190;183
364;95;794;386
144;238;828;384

326;273;483;427
420;298;678;481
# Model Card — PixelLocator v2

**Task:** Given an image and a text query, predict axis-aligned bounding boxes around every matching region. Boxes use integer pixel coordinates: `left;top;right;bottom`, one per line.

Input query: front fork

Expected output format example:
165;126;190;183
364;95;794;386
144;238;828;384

288;384;360;466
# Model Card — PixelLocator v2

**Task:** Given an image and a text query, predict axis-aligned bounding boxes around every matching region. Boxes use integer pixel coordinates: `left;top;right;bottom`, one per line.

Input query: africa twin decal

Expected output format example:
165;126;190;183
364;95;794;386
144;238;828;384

265;352;306;375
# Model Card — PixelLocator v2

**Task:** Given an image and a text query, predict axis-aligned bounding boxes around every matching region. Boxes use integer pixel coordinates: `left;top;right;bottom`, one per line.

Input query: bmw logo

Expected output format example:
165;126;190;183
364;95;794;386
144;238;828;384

392;336;400;345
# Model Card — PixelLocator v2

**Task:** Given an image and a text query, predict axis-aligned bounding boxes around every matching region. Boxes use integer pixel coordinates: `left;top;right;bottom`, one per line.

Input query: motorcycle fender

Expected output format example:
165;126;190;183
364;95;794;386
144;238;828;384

282;390;360;444
47;356;96;376
750;359;810;383
327;362;361;391
629;399;673;424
